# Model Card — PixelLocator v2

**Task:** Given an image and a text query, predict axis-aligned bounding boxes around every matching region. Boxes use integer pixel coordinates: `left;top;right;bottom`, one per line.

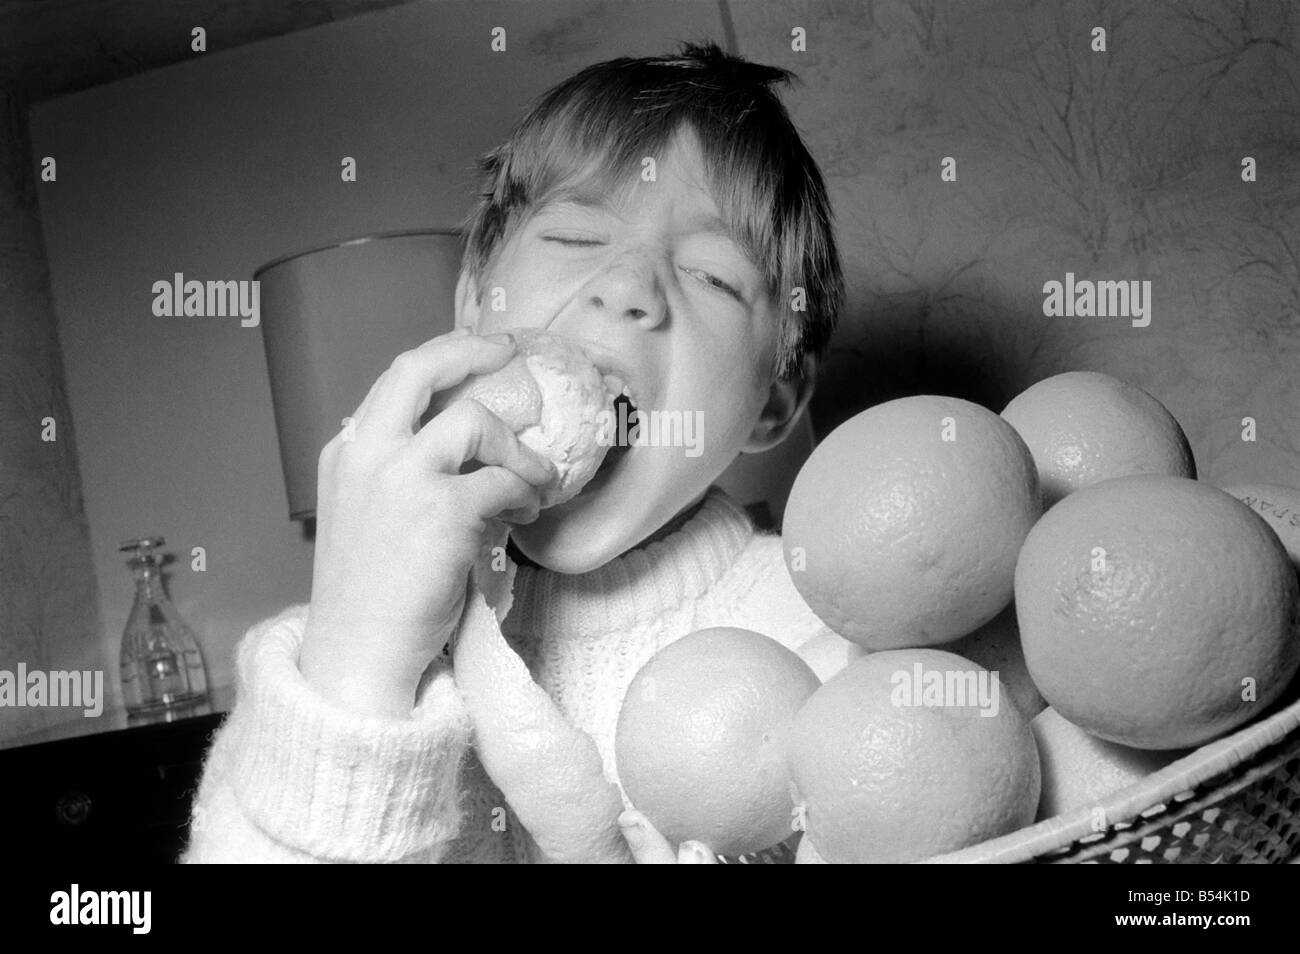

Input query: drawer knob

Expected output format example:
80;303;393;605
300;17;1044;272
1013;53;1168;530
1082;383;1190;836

54;790;93;827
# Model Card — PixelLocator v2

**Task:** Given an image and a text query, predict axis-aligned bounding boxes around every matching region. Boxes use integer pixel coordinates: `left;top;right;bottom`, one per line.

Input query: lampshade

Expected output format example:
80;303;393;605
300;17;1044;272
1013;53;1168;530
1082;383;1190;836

257;230;463;520
256;229;815;526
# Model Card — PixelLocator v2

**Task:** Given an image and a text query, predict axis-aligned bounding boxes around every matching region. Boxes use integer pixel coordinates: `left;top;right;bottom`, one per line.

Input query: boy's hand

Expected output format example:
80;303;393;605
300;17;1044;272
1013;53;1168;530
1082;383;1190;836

299;328;557;719
618;810;719;864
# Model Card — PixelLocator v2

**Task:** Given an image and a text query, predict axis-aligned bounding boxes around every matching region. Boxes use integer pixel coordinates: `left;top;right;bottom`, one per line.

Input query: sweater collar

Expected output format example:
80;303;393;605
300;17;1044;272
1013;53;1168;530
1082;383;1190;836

504;486;755;639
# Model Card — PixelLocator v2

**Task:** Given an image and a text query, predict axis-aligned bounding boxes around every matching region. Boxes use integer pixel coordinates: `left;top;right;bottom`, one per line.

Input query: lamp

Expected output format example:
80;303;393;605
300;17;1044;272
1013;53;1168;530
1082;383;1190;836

257;230;463;521
255;230;815;527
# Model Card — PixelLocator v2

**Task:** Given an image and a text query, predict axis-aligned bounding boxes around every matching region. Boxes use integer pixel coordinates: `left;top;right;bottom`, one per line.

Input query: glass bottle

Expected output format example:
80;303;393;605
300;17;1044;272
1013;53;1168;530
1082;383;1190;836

118;537;209;716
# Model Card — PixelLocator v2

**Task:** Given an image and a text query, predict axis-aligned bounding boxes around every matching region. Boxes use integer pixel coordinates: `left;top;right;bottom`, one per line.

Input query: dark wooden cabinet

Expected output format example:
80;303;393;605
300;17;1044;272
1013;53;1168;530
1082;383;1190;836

0;692;231;864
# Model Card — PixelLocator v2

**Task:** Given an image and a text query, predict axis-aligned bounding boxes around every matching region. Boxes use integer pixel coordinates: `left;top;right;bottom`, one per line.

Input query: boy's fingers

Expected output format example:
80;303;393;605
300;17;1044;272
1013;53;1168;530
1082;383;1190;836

618;810;678;864
499;503;542;525
458;466;541;522
413;398;556;487
355;332;518;440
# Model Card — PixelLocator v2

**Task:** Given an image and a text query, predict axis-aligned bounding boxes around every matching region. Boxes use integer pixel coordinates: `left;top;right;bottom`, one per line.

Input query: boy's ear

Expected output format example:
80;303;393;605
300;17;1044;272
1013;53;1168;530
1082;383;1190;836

742;353;818;454
453;267;481;332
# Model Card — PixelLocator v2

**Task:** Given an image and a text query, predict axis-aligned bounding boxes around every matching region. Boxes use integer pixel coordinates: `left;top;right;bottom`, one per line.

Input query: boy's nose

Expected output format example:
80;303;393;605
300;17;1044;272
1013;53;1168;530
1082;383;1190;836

584;259;666;330
588;295;661;327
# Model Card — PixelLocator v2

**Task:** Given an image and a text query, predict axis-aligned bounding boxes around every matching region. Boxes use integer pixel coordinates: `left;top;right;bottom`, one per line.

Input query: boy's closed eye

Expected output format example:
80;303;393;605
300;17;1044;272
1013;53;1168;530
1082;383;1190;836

537;231;750;302
686;268;744;301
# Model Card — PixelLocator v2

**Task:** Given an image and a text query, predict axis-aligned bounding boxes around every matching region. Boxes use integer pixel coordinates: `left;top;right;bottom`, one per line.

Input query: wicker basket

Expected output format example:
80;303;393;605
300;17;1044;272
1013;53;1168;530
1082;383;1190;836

721;680;1300;864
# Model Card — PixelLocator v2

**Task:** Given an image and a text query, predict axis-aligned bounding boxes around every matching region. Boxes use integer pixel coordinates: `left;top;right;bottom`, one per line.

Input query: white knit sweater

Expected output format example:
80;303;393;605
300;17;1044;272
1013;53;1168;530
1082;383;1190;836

182;488;858;863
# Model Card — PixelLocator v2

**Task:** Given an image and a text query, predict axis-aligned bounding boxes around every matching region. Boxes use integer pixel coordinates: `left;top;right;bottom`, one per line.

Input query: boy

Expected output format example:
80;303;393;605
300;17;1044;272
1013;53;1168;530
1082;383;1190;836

184;41;855;864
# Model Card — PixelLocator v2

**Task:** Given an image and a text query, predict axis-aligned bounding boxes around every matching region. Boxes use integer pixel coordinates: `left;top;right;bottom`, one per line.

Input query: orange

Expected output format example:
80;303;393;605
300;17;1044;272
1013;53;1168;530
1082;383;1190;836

1001;371;1195;509
1222;482;1300;573
1016;475;1300;750
447;353;541;432
615;627;820;856
783;395;1040;649
437;328;620;506
1031;707;1184;820
945;604;1045;720
786;649;1040;863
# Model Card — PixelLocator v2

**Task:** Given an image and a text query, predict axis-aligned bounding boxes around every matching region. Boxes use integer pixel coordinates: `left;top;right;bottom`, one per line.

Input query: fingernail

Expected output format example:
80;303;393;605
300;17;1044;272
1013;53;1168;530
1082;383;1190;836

484;332;515;346
618;811;645;851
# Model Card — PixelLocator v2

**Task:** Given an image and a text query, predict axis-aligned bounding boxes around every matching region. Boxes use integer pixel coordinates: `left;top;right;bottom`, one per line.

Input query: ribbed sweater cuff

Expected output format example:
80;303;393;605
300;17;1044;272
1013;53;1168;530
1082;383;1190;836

225;604;472;862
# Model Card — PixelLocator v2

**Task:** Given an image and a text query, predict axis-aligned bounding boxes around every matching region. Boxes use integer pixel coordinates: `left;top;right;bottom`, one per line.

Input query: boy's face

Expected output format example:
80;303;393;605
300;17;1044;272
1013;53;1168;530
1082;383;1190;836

456;126;804;572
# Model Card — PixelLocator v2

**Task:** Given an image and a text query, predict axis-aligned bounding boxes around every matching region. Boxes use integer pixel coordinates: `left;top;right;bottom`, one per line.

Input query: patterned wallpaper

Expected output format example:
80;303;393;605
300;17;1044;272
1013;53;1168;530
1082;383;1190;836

0;88;101;739
731;0;1299;489
1;0;1297;738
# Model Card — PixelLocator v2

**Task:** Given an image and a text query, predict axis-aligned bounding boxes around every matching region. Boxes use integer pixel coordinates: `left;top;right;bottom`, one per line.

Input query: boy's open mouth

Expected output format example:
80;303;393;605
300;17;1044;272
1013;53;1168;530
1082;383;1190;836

591;390;637;484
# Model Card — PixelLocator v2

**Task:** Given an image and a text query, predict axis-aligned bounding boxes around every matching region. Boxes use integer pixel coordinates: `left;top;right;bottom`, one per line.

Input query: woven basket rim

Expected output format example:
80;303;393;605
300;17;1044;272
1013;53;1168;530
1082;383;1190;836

921;682;1300;863
1063;731;1300;863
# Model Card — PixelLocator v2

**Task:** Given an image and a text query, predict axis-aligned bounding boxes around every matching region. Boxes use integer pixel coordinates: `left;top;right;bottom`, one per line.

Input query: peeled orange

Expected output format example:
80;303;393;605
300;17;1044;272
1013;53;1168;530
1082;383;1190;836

438;328;619;506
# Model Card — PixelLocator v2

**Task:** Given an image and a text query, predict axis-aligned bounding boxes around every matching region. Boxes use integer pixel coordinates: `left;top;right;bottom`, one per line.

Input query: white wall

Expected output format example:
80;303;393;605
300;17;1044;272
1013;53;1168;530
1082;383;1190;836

30;0;731;709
